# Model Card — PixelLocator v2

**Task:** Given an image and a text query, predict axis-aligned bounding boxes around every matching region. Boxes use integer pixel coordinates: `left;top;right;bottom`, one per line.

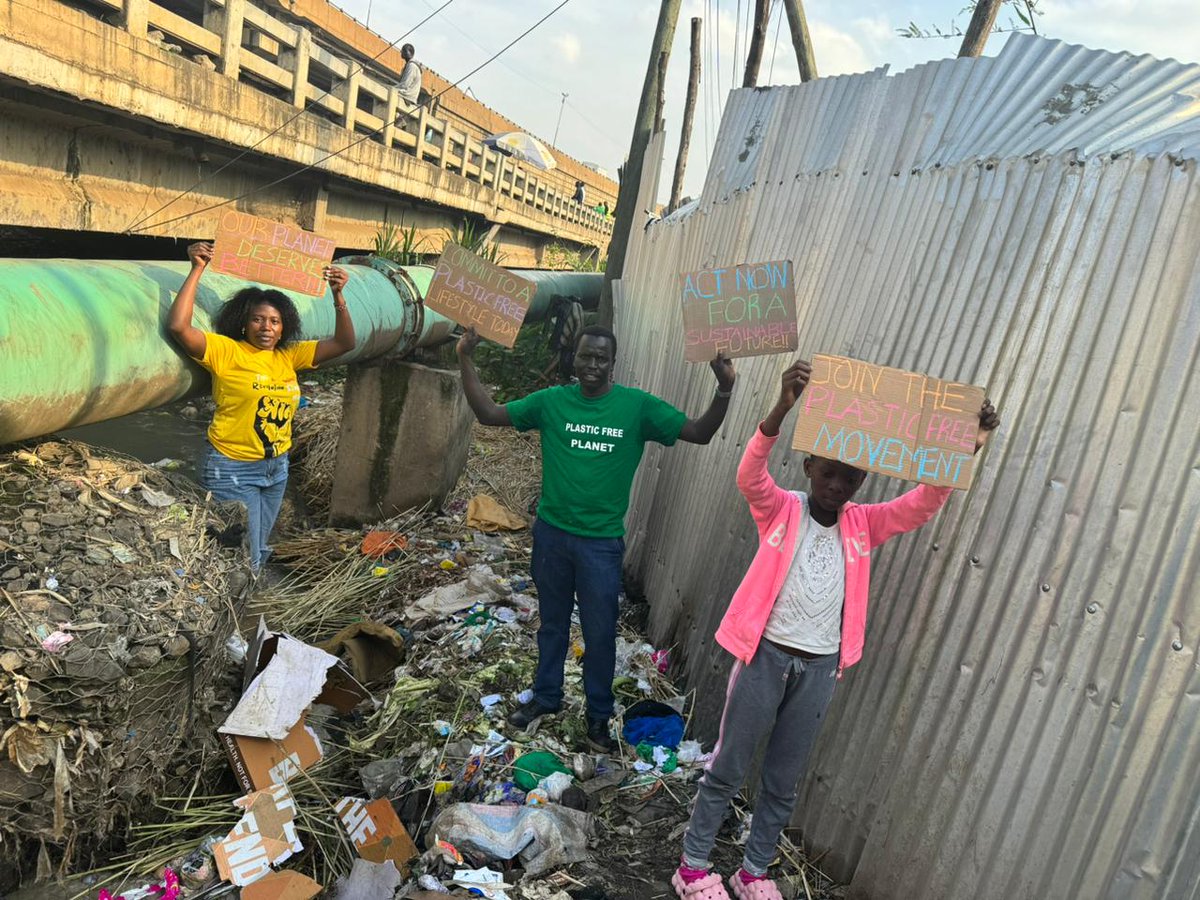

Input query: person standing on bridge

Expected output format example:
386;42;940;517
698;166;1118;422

397;43;422;107
457;324;736;751
166;241;356;575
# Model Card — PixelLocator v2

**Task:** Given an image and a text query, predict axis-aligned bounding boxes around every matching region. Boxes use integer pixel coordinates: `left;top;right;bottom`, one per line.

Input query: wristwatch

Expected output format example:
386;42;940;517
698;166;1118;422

715;386;733;399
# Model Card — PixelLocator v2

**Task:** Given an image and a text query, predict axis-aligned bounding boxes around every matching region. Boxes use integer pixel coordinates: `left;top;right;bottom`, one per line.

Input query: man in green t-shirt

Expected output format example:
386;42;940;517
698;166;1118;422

458;324;735;751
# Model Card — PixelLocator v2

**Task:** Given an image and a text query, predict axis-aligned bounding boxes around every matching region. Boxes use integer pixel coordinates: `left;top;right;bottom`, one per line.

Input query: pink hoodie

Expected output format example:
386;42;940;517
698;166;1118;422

714;425;954;674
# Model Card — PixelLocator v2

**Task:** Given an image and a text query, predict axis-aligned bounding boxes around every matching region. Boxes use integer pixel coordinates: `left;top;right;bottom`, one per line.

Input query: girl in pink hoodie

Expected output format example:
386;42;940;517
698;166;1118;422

672;359;1000;900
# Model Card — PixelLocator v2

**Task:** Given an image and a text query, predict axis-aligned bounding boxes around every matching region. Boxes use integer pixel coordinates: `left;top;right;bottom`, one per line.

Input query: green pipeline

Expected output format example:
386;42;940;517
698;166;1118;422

0;258;601;444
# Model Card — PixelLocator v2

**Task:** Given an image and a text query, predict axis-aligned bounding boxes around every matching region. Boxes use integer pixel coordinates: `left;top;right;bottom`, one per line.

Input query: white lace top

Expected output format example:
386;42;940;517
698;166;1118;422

761;511;845;654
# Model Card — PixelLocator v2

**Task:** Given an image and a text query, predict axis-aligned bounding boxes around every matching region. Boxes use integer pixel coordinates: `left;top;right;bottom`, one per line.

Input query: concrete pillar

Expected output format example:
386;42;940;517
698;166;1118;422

329;361;475;526
414;106;429;160
298;182;328;233
122;0;149;38
340;69;362;131
288;26;313;109
217;0;245;79
383;86;399;148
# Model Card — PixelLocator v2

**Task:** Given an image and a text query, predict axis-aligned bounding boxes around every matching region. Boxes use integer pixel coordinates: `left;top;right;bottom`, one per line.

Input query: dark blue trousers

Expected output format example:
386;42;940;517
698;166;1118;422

530;518;625;721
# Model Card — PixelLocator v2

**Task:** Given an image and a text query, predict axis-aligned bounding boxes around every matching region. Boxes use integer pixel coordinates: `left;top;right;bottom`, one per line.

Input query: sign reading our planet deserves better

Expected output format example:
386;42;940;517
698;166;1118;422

792;355;986;490
679;259;798;362
211;211;336;296
424;243;536;348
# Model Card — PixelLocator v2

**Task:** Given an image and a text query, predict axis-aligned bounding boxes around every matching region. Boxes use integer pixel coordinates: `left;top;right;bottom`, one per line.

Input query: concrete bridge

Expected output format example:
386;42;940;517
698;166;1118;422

0;0;617;265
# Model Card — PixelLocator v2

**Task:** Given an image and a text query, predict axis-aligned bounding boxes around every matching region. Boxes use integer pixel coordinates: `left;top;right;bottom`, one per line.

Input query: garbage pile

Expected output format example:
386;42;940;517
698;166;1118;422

77;478;842;899
0;442;241;889
4;429;843;898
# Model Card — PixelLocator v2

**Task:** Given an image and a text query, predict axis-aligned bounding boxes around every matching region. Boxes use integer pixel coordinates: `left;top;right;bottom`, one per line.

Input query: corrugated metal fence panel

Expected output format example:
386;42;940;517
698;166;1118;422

614;33;1200;900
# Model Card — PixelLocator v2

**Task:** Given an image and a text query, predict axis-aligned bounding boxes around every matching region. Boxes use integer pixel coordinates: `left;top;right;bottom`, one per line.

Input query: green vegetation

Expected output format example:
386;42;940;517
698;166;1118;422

372;222;428;265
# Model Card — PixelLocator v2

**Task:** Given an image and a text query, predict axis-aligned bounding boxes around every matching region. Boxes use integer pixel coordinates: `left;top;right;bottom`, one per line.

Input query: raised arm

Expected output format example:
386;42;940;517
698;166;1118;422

738;359;811;521
166;242;211;359
313;266;356;365
456;327;511;427
678;353;736;444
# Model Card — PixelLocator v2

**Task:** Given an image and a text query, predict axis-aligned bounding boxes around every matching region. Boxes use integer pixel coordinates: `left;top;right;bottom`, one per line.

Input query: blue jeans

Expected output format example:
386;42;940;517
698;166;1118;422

202;446;289;571
530;518;625;721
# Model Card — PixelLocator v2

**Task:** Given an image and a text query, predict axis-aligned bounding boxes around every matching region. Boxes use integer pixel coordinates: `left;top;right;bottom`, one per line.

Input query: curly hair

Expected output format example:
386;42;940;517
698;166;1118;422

213;288;302;348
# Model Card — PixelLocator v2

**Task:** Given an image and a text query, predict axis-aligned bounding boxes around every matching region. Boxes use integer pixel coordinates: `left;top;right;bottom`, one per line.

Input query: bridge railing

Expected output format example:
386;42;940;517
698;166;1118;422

88;0;613;239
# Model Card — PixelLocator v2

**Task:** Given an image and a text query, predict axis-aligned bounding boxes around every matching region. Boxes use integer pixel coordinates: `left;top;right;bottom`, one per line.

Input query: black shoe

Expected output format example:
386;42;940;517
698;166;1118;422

586;717;616;753
507;698;559;730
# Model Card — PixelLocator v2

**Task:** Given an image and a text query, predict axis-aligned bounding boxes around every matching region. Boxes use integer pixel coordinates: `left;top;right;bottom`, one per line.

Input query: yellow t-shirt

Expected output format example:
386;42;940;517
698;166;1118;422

197;333;318;461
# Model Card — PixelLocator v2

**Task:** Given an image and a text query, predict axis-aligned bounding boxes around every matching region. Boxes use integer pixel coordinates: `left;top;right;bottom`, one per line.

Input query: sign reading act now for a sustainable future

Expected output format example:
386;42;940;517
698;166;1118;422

792;354;985;490
424;243;536;348
679;259;798;362
211;210;336;296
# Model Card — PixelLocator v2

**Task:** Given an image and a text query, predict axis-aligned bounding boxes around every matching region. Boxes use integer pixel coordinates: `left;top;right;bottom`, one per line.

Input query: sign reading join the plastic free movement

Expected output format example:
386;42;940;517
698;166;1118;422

211;211;336;296
792;355;985;490
424;243;536;348
679;259;798;362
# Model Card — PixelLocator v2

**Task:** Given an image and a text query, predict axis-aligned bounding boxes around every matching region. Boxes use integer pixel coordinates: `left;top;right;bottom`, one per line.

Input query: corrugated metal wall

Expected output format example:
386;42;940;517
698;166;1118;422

612;34;1200;900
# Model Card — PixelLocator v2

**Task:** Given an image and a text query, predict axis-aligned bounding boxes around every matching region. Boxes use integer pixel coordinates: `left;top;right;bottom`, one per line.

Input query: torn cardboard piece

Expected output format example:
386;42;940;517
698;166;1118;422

240;870;323;900
335;796;419;874
220;712;323;794
213;783;303;887
466;495;527;532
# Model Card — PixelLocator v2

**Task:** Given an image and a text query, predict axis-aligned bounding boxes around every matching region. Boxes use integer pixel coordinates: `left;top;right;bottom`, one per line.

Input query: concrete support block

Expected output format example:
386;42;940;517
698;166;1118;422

329;361;474;526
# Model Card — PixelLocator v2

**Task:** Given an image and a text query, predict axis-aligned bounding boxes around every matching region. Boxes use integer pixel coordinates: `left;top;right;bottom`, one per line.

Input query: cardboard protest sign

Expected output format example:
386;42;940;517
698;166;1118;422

424;242;535;348
679;259;797;362
211;210;335;296
792;354;985;490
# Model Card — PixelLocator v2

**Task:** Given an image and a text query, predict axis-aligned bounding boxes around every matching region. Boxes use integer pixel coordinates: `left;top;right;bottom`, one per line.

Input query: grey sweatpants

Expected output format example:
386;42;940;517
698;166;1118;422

682;641;838;874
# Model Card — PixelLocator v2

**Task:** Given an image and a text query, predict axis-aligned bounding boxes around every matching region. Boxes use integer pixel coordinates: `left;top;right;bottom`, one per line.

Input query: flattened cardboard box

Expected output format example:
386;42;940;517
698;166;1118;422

220;712;323;794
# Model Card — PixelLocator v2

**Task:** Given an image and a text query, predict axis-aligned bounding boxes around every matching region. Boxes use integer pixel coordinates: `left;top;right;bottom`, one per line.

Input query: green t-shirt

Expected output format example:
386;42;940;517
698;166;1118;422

506;384;688;537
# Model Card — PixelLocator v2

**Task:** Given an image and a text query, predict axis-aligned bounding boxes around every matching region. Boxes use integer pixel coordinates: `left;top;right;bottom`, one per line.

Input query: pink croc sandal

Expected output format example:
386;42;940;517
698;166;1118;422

671;869;732;899
727;871;784;900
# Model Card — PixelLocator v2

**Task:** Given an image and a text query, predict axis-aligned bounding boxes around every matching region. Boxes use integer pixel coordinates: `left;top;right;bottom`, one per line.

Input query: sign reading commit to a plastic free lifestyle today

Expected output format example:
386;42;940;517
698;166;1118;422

792;355;986;490
424;243;536;348
679;259;798;362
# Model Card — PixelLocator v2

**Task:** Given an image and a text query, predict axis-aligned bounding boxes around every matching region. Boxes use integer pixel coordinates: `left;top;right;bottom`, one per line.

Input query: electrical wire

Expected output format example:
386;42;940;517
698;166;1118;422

122;0;456;235
126;0;575;235
412;0;619;153
767;0;783;83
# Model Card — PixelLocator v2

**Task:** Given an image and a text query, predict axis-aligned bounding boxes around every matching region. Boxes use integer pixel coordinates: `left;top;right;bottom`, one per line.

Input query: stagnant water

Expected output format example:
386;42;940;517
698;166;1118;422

55;401;212;482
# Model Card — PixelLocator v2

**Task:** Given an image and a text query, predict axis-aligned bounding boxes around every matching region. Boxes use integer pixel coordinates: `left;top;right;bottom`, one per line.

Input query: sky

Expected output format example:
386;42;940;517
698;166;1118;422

332;1;1200;202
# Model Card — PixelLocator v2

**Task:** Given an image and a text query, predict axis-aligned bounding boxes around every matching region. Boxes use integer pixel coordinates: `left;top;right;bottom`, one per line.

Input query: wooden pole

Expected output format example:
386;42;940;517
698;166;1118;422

599;0;682;328
669;18;702;213
958;0;1004;57
742;0;771;87
781;0;817;82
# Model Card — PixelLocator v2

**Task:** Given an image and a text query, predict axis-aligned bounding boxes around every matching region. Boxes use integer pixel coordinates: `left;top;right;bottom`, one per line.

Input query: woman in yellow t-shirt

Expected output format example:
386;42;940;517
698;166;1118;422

166;241;356;573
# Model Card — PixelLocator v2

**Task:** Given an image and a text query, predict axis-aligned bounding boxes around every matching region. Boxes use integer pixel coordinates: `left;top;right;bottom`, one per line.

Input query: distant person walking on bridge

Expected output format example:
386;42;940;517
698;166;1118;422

397;43;422;107
457;324;735;752
166;242;356;575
